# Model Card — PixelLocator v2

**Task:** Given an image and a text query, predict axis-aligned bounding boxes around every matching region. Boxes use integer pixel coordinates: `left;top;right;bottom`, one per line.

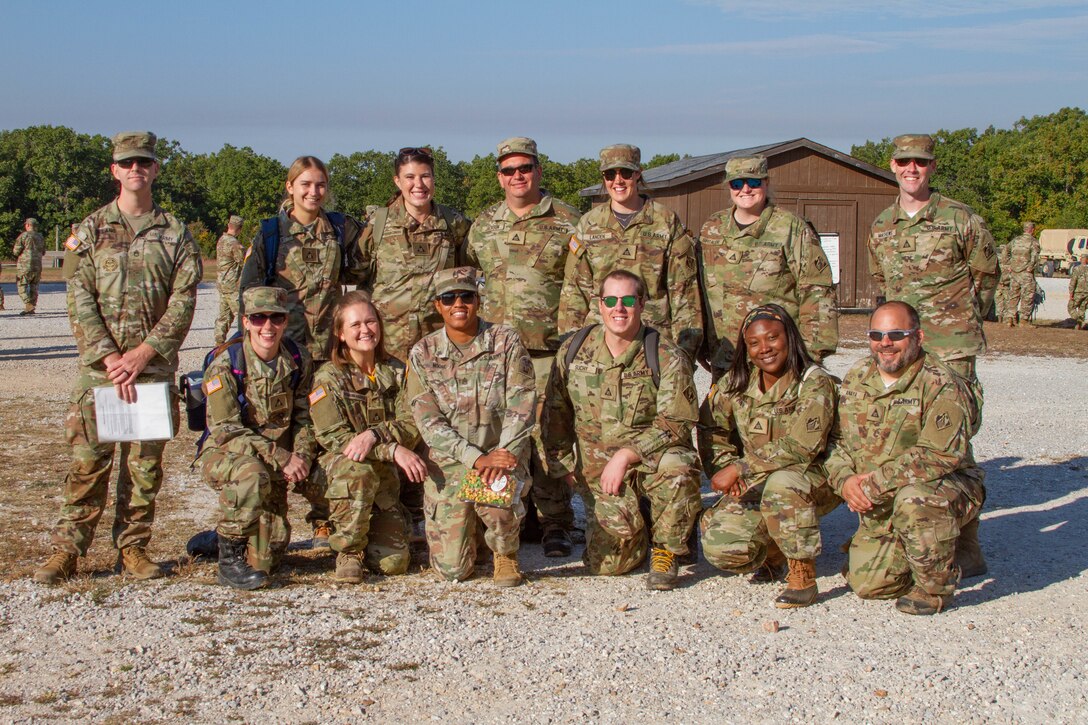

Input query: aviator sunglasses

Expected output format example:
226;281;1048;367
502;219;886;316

437;291;478;305
249;312;287;326
728;178;763;190
866;328;916;342
603;168;636;182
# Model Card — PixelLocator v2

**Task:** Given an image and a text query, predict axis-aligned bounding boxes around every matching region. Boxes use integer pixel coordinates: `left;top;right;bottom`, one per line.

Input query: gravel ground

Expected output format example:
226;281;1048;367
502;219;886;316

0;282;1085;724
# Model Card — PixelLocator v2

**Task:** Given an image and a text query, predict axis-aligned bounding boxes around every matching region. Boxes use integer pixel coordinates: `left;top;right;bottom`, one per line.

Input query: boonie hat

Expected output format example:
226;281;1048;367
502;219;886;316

724;155;769;183
112;131;158;162
497;137;538;161
243;286;289;315
891;134;935;161
433;267;481;297
599;144;641;172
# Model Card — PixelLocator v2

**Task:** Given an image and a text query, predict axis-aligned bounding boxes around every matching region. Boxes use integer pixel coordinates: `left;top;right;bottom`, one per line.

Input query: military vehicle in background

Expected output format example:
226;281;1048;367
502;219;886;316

1038;229;1088;276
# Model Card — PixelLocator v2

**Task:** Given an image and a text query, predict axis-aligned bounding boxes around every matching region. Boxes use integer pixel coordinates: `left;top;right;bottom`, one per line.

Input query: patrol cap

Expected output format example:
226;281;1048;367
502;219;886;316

599;144;641;172
724;155;769;183
112;131;158;162
243;286;289;315
496;137;538;161
24;218;38;228
1022;221;1035;231
228;214;244;227
433;267;481;297
891;134;935;161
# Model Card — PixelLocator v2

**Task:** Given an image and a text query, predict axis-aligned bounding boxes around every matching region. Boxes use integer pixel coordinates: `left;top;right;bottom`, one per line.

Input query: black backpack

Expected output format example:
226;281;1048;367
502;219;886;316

259;211;347;285
563;324;660;386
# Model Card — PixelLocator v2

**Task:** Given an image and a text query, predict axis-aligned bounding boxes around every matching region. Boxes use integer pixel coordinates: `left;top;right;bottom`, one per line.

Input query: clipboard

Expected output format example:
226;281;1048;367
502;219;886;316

93;382;175;442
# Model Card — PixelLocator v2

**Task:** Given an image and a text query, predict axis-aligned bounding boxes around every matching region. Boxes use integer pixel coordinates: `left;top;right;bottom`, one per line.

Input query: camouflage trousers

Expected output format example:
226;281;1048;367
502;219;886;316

577;447;701;576
52;372;179;556
529;354;573;532
16;271;40;310
213;287;240;345
1006;272;1036;321
1068;297;1088;325
848;468;985;599
423;465;530;582
701;469;841;572
324;454;410;575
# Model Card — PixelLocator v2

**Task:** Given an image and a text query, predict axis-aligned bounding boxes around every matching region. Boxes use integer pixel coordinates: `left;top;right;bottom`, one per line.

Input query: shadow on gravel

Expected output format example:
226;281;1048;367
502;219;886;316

0;344;77;360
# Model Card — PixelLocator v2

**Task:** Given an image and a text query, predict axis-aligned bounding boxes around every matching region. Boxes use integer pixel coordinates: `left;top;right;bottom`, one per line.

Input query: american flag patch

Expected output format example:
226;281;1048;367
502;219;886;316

205;375;224;395
308;386;327;405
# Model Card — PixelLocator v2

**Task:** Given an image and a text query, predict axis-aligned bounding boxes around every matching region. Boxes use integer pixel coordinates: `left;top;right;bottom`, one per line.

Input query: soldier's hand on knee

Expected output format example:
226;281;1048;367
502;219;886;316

842;473;874;513
601;448;640;496
710;464;742;495
283;453;310;484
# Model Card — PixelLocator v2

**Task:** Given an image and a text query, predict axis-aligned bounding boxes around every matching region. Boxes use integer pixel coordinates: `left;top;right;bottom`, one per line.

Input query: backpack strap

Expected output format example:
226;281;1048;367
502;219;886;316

643;326;661;387
370;206;390;250
563;324;598;371
260;217;280;286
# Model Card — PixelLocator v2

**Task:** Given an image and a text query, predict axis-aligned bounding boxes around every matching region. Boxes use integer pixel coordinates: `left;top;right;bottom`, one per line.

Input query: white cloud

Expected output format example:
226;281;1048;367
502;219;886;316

688;0;1087;20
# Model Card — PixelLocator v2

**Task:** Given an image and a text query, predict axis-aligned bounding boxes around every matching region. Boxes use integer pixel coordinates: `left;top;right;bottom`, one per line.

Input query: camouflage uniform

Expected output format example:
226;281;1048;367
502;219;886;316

541;325;702;575
825;352;985;600
13;223;46;313
698;202;838;376
994;244;1011;322
696;366;840;572
199;327;317;572
357;197;470;363
464;188;582;534
1004;229;1040;323
405;320;537;581
56;200;200;556
213;220;246;344
309;358;420;575
1068;263;1088;326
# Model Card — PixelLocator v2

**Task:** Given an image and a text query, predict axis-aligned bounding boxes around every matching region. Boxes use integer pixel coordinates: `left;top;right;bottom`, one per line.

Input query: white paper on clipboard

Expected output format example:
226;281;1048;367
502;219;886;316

93;383;175;442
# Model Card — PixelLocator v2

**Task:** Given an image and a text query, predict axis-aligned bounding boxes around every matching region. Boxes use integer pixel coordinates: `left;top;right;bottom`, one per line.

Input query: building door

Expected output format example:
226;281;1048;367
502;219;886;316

800;200;864;308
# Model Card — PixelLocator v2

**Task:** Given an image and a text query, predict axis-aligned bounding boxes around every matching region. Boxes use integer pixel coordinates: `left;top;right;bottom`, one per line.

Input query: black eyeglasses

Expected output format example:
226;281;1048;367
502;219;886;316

600;295;639;308
603;168;636;181
116;158;155;169
866;328;916;342
436;291;478;305
249;312;287;326
498;163;535;177
398;146;433;159
728;178;763;190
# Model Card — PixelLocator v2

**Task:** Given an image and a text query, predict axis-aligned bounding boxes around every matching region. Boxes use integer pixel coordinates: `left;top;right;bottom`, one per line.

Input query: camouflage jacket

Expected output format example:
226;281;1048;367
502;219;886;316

697;365;836;490
201;335;317;472
824;352;975;505
463;194;581;352
356;198;470;362
239;207;365;363
309;358;420;466
698;204;838;368
558;199;703;360
64;200;201;376
1005;232;1040;274
405;321;536;478
996;244;1012;286
13;231;45;275
215;233;245;292
1069;264;1088;303
541;324;699;479
868;193;998;361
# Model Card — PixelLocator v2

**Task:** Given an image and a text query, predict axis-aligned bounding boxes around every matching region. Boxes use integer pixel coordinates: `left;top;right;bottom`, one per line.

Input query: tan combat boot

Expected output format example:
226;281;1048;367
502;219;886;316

33;551;77;585
493;551;523;587
311;524;332;550
334;552;365;584
120;546;164;580
775;558;818;608
895;585;947;615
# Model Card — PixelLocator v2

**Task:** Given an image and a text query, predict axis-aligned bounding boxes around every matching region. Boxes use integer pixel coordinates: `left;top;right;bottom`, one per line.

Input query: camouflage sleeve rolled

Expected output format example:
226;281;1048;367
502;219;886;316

406;349;487;470
369;364;422;461
204;354;291;471
667;219;704;360
965;213;999;318
696;384;742;478
736;370;836;478
290;351;318;465
630;342;698;461
558;234;592;335
793;222;839;359
496;331;538;462
540;339;578;477
67;222;119;365
142;228;202;364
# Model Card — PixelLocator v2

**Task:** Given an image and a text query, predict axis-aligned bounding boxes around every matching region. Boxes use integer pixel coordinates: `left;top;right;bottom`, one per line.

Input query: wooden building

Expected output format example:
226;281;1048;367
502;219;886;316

580;138;899;309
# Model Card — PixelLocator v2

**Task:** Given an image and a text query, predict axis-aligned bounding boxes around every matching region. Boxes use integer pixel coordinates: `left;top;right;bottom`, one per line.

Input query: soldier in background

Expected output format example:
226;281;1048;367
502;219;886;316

33;131;201;585
826;301;985;615
697;156;838;380
12;218;46;315
993;243;1011;323
559;144;702;362
1004;221;1041;327
213;214;246;344
543;270;702;591
463;136;582;558
1068;254;1088;329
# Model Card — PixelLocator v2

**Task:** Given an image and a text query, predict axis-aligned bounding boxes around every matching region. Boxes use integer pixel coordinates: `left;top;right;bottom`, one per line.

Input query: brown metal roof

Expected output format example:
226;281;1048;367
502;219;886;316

579;137;896;196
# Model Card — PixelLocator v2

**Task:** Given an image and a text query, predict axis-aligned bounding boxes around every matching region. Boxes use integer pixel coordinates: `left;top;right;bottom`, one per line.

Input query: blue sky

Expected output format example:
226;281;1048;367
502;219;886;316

2;0;1085;164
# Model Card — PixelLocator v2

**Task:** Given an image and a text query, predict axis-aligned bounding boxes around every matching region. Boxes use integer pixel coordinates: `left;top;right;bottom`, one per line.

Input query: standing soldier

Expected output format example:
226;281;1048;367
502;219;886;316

1004;221;1041;327
13;218;46;315
559;144;702;361
993;243;1011;323
1069;254;1088;329
697;156;838;379
33;131;201;584
463;137;582;557
543;270;702;590
213;214;246;344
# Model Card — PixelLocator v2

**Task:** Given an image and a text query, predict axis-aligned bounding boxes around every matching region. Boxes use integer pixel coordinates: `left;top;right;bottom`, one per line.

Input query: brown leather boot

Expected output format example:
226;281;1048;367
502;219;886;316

493;552;523;587
646;548;679;591
334;552;365;584
895;585;947;615
33;551;77;585
311;524;332;550
775;558;818;608
120;546;164;580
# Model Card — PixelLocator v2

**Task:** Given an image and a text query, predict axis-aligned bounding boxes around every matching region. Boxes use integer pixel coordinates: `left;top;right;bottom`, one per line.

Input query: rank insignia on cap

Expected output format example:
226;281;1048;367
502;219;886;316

205;375;224;395
568;236;585;256
65;236;81;251
308;386;327;406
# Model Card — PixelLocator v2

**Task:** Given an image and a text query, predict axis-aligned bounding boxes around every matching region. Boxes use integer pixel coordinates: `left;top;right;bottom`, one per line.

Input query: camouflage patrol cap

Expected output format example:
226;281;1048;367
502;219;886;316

599;144;641;172
1022;221;1035;231
24;218;38;228
112;131;158;162
243;286;289;315
433;266;482;297
496;137;538;161
891;134;935;161
228;215;244;227
724;155;769;182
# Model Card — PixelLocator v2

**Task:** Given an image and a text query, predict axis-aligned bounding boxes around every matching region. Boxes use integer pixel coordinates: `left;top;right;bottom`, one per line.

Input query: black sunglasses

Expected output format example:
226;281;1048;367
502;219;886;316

116;158;155;169
436;291;478;305
866;328;916;342
603;168;636;181
728;178;763;190
499;163;535;177
249;312;287;326
398;146;433;159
